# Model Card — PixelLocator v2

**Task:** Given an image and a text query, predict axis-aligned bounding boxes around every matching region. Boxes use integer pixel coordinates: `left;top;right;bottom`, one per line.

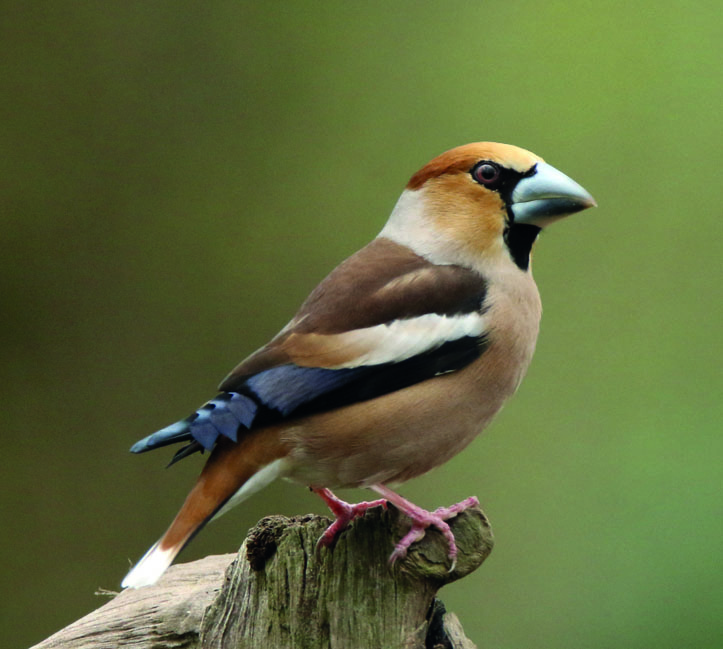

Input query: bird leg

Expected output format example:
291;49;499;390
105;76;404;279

313;487;387;549
370;484;479;571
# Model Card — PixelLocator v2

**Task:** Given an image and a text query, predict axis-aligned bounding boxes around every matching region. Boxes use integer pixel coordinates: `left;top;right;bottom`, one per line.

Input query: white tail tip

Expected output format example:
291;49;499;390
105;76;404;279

122;541;176;589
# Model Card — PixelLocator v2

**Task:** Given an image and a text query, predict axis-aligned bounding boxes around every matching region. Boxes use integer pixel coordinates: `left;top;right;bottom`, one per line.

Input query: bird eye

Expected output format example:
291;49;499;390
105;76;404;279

472;162;501;187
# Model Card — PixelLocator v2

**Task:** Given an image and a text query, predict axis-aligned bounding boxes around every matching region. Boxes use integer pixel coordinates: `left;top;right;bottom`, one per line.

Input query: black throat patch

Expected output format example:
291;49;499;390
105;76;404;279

504;223;541;271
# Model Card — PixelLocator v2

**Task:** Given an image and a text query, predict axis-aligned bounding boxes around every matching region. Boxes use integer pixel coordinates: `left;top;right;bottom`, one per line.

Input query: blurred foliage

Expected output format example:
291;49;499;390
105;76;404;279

1;2;721;648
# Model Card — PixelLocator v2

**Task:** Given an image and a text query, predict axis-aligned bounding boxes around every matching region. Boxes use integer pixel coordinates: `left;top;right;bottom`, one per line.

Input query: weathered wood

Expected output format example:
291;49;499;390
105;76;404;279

32;504;493;649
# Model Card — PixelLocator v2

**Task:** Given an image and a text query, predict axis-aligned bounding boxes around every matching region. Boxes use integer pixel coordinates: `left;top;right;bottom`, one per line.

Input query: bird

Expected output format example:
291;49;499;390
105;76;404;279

121;142;595;588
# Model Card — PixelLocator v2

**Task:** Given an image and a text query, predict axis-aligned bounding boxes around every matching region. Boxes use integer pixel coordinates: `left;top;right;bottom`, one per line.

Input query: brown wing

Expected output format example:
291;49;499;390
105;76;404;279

219;237;488;392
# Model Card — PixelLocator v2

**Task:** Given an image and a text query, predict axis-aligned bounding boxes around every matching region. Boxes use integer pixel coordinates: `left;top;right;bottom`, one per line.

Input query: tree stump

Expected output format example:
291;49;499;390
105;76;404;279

32;503;493;649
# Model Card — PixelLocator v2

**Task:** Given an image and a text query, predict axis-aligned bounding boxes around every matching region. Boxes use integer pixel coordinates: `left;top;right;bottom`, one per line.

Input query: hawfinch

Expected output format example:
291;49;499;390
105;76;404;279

122;142;595;588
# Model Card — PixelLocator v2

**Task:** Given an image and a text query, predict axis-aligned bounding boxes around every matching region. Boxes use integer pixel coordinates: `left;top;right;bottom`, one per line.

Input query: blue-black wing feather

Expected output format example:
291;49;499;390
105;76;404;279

130;335;487;463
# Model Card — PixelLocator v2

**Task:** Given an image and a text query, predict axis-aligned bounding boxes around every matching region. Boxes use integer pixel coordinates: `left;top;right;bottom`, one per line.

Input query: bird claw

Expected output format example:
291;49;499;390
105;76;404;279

388;526;427;564
433;496;480;520
314;485;478;573
313;487;387;551
373;488;479;570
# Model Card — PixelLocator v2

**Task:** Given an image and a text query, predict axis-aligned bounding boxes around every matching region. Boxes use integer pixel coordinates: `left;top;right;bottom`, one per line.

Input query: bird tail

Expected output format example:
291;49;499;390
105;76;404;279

122;429;288;588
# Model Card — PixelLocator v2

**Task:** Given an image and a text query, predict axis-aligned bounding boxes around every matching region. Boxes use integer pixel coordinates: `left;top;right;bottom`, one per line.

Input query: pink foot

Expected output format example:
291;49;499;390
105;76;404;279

313;487;387;549
370;484;479;571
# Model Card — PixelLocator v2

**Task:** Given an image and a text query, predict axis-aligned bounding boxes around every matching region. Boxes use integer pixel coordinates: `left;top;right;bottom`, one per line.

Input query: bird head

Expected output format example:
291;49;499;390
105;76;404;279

381;142;596;272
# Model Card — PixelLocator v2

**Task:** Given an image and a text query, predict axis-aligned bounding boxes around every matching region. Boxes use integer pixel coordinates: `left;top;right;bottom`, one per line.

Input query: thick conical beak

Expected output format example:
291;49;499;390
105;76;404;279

510;161;596;228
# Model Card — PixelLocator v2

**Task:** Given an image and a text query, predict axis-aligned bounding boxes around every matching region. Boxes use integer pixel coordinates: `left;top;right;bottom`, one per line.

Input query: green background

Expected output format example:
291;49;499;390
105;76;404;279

2;3;721;648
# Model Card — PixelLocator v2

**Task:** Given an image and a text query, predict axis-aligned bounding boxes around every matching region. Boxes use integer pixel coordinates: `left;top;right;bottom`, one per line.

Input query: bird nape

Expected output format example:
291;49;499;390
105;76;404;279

122;142;596;589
